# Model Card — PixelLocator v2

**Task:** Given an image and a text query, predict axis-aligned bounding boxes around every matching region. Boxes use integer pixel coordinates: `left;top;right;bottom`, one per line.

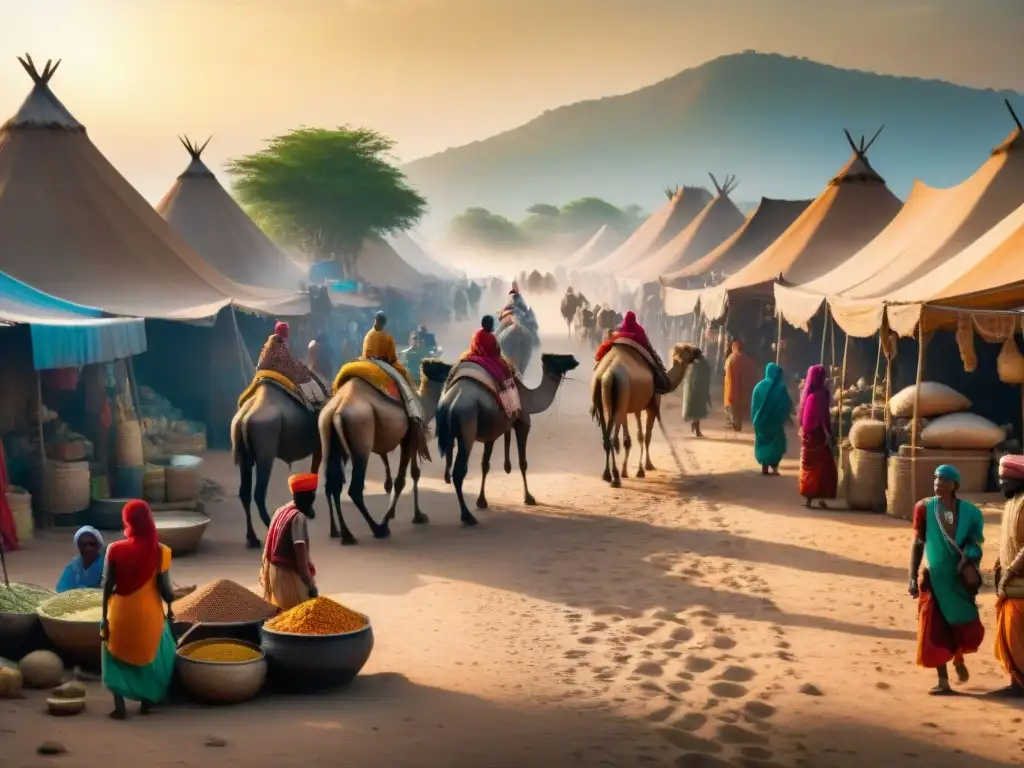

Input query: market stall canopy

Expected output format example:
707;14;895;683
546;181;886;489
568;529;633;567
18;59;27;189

0;56;309;321
156;136;310;293
587;186;713;275
681;129;902;321
562;225;625;270
660;197;811;291
631;174;745;283
387;231;460;281
0;269;146;369
833;195;1024;337
777;101;1024;330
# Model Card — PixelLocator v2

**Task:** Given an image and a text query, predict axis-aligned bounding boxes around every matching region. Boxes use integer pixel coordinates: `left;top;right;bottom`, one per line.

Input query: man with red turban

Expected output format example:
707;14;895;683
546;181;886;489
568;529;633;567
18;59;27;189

594;310;671;393
256;321;328;406
259;473;319;611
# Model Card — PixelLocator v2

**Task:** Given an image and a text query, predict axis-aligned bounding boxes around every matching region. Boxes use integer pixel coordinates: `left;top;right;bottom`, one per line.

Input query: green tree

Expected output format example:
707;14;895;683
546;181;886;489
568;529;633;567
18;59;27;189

450;207;526;248
525;203;560;217
227;127;426;274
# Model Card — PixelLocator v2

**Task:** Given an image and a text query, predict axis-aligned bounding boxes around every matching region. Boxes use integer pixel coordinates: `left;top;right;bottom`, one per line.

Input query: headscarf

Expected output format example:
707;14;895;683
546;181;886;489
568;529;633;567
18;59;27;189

752;363;791;431
105;500;161;596
799;364;831;434
616;310;652;350
288;473;318;494
934;464;961;484
999;454;1024;480
274;321;290;340
75;525;105;550
55;526;106;593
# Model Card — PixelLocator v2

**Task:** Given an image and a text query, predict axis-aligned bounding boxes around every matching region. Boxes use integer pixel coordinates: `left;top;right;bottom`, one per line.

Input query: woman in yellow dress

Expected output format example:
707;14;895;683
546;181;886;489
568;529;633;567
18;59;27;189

99;500;176;720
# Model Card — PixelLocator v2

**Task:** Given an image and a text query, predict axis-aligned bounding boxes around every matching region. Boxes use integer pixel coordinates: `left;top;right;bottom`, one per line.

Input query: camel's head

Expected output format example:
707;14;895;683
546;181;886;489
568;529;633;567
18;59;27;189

670;343;702;367
540;353;579;378
420;359;453;387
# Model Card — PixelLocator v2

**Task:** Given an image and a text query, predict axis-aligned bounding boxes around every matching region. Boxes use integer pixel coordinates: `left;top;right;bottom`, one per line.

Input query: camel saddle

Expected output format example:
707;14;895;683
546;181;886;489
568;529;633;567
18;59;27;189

445;360;522;418
333;360;424;422
238;370;328;413
608;338;672;394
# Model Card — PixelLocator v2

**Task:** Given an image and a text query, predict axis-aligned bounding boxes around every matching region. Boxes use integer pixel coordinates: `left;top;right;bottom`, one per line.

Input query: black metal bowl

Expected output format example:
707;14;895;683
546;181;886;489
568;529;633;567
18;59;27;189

259;618;374;691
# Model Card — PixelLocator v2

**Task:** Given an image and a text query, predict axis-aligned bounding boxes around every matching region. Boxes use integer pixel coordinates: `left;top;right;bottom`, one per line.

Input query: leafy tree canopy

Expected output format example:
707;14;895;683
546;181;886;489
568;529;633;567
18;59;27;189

450;207;526;248
227;127;426;271
525;203;560;217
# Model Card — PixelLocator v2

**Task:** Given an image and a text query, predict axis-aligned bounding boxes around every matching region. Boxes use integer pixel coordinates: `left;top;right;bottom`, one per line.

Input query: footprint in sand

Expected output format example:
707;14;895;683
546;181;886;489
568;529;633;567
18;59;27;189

740;746;774;760
646;706;676;723
718;666;756;683
671;712;707;732
657;728;722;754
671;627;695;643
564;650;589;659
578;636;599;645
743;701;776;720
709;682;748;699
629;625;659;637
717;724;769;746
685;656;716;674
587;622;609;632
711;635;737;650
634;662;664;677
668;681;692;694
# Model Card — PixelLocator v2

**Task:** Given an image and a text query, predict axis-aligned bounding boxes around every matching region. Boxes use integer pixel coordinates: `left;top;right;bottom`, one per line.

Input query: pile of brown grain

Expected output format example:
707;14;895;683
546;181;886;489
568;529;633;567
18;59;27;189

172;579;278;623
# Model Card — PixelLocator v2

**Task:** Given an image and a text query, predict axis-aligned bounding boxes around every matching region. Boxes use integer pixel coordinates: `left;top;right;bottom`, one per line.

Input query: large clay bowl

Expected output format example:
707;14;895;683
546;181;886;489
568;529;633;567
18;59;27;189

259;617;373;691
154;511;210;555
175;638;267;705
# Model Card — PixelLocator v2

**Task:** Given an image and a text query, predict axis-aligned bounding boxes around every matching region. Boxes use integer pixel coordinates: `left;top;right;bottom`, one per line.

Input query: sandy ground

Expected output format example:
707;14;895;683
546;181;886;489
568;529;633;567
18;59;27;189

3;323;1024;767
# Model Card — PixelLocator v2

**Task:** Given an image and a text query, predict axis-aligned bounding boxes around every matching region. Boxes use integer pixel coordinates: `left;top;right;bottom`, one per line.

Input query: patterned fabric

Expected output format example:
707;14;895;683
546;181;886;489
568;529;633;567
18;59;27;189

258;334;313;384
799;428;837;500
333;361;401;401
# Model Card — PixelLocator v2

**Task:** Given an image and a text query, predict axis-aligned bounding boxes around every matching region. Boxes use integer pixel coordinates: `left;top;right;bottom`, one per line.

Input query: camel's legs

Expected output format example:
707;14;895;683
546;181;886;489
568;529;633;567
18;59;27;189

477;440;495;509
323;441;356;545
608;419;622;488
347;454;388;538
503;430;513;474
410;453;428;524
452;427;479;526
238;453;261;548
381;453;393;495
643;405;658;471
514;418;537;505
634;412;646;478
253;454;275;530
383;443;411;524
310;442;323;475
620;421;633;479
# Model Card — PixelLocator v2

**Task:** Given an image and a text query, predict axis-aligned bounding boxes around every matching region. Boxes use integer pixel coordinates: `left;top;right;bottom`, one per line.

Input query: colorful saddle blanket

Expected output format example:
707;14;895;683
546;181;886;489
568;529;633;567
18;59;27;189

594;336;658;369
238;370;327;412
333;360;424;422
446;357;522;418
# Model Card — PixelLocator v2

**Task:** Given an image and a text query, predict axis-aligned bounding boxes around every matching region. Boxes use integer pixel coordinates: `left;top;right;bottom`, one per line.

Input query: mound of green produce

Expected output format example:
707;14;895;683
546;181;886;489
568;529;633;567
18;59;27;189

37;589;102;619
0;583;55;614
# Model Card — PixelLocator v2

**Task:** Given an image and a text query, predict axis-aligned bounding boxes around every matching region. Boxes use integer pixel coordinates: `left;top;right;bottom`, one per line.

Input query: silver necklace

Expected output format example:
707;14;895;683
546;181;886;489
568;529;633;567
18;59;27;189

940;500;955;525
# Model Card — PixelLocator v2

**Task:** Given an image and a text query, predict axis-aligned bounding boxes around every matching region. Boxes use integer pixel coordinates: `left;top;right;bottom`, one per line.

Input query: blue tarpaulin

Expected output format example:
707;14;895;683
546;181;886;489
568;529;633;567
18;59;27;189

0;271;146;369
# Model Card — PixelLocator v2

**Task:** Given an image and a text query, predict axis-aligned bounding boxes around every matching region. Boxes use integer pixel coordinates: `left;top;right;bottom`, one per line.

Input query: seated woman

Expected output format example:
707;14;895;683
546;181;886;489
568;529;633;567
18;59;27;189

594;311;670;392
463;315;519;416
257;321;328;405
56;526;106;592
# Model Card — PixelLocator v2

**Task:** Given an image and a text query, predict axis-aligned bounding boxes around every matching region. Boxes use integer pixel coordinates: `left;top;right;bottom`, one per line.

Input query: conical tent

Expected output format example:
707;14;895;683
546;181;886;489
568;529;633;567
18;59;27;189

660;197;811;291
674;128;902;320
562;224;625;270
387;231;459;281
588;186;713;274
630;173;745;283
355;235;425;297
0;56;308;319
156;135;309;292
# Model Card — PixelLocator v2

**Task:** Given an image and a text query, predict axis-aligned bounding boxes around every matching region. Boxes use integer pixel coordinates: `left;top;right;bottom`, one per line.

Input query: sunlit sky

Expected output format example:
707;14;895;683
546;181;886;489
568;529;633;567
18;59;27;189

1;0;1021;203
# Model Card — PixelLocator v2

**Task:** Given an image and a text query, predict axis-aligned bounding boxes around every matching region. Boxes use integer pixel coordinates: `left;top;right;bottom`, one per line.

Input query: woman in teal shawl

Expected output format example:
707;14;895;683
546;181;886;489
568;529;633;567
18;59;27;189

751;363;792;475
909;464;985;694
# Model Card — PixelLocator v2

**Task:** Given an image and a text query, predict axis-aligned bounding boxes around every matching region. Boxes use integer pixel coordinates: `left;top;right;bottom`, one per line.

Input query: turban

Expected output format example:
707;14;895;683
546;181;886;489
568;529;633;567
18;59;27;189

274;321;290;339
934;464;961;484
999;454;1024;481
288;473;318;494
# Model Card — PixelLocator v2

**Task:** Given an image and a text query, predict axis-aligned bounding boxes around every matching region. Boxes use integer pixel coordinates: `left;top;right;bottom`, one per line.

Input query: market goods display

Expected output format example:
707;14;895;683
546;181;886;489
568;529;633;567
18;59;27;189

181;641;262;663
19;650;64;688
997;337;1024;384
0;583;55;614
919;413;1006;451
264;597;368;635
172;579;278;624
37;590;102;619
888;382;971;419
849;419;886;451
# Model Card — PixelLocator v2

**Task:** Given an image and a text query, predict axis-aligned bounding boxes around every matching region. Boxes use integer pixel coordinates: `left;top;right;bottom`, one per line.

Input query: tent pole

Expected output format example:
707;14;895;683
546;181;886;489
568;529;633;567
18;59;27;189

909;323;927;518
870;331;883;417
35;372;49;528
820;311;829;365
775;312;783;364
838;333;850;498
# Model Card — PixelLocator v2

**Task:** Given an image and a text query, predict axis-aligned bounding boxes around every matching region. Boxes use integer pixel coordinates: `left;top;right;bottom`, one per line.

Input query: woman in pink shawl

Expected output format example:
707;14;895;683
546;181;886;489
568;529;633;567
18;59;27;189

799;364;837;508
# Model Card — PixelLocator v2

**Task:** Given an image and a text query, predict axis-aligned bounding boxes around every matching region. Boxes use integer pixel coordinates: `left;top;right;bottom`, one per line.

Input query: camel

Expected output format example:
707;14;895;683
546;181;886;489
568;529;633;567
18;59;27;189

591;342;702;487
560;290;589;337
436;353;579;525
575;305;598;346
232;384;322;548
497;321;538;374
319;359;453;544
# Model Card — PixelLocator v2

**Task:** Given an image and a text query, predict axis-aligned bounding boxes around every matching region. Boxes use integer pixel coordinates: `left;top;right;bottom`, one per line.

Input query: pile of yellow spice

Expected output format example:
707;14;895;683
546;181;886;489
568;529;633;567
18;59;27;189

263;597;367;635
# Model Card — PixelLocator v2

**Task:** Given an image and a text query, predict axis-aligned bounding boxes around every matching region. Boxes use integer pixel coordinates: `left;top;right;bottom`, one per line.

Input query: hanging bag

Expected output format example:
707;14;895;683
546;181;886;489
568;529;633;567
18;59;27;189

931;500;982;596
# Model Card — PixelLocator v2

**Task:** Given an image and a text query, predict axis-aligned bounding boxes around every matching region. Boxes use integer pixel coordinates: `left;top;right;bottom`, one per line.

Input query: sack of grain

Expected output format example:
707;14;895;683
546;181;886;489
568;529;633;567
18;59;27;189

920;413;1006;451
997;337;1024;384
889;382;970;419
849;419;886;451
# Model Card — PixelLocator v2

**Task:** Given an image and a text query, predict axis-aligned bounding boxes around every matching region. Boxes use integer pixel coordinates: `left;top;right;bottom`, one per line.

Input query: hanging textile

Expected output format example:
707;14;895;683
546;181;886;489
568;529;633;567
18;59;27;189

0;440;19;552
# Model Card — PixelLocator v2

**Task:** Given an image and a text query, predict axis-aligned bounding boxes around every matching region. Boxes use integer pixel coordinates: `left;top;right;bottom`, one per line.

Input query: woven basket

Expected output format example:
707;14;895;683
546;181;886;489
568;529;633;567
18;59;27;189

44;461;91;516
164;456;203;503
845;449;886;512
5;487;33;543
116;420;144;467
887;453;992;520
144;464;167;503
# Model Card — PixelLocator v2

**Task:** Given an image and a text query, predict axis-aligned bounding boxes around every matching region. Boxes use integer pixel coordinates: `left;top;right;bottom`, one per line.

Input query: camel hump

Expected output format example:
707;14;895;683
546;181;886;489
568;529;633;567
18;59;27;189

238;370;307;410
447;361;522;418
610;338;656;368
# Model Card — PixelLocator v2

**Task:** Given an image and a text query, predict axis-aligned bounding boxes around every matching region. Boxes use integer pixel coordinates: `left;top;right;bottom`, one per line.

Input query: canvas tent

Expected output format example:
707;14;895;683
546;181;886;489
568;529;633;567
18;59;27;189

0;56;308;320
156;136;310;293
355;236;425;297
588;186;713;275
666;129;902;320
562;224;625;270
777;101;1024;330
629;174;745;283
387;231;459;281
660;197;811;290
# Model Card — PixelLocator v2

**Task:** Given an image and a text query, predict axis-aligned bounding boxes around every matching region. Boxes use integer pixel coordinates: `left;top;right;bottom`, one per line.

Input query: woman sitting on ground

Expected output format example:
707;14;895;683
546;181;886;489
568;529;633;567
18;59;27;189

56;526;106;592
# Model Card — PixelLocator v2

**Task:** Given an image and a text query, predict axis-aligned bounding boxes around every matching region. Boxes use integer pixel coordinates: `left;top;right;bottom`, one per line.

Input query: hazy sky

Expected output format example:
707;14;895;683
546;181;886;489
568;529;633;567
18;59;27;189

1;0;1022;202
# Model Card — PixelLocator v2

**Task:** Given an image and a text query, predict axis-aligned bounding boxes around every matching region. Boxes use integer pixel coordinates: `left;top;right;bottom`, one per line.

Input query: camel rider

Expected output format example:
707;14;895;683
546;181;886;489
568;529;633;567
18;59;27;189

501;283;539;336
595;310;672;394
463;315;520;416
417;325;438;353
257;322;328;406
399;331;427;386
362;311;411;383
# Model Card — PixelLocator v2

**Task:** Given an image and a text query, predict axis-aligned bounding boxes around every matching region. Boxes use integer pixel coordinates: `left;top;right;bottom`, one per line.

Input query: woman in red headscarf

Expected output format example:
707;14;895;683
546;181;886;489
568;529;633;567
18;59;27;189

594;311;669;390
100;500;176;719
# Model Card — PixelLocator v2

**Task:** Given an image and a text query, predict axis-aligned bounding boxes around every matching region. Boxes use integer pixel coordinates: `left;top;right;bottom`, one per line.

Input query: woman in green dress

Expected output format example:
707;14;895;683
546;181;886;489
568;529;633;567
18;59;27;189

681;351;711;437
751;362;792;476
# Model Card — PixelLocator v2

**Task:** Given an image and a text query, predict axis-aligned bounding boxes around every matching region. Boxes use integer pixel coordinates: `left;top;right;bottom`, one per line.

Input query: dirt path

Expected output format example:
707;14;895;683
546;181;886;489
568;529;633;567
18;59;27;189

3;331;1023;767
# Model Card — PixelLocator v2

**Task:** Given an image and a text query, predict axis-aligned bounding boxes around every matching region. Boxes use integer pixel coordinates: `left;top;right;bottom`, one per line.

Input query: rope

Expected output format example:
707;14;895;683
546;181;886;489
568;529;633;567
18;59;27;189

656;414;686;476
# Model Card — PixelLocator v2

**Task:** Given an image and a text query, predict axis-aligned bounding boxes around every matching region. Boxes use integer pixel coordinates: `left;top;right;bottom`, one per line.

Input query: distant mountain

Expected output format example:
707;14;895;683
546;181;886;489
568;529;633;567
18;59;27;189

404;52;1021;235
